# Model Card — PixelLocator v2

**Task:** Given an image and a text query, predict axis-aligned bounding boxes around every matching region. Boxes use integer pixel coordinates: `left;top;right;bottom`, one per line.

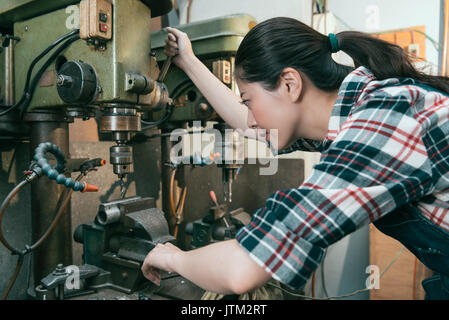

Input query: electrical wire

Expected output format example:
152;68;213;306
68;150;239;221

29;179;79;252
326;11;445;78
169;168;188;238
169;169;178;218
268;246;405;300
141;104;175;129
0;172;85;300
331;13;355;31
1;254;24;300
19;34;80;117
329;11;443;54
174;186;187;239
0;29;80;117
168;165;192;239
0;179;30;255
373;28;443;52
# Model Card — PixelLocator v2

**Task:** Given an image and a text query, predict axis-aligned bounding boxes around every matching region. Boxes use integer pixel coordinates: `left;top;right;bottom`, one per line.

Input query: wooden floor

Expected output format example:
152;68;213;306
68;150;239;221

369;224;433;300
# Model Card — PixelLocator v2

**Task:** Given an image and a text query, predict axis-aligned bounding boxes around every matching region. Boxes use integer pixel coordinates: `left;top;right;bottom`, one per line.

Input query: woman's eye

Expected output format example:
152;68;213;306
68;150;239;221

241;100;250;107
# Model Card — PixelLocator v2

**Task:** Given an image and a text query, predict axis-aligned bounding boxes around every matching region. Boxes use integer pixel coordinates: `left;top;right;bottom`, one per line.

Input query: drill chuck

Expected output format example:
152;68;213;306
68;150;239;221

110;145;133;177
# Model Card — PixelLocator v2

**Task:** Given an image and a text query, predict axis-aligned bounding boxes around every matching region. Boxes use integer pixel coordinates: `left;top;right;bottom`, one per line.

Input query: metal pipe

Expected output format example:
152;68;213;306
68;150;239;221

25;112;73;285
5;39;14;105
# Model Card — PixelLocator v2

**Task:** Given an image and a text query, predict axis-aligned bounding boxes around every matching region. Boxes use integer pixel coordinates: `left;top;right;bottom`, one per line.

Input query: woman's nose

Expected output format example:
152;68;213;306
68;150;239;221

247;110;258;129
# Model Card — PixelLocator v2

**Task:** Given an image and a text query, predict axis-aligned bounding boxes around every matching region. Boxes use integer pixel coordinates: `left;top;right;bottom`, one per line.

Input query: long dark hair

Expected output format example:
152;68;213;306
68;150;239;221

235;17;449;95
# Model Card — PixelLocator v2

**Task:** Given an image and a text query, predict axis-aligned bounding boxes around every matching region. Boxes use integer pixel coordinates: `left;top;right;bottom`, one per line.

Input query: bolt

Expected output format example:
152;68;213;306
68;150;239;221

53;264;66;275
57;74;73;88
24;25;28;32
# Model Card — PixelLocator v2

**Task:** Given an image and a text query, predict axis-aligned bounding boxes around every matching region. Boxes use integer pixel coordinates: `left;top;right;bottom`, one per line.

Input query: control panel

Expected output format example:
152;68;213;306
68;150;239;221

80;0;113;41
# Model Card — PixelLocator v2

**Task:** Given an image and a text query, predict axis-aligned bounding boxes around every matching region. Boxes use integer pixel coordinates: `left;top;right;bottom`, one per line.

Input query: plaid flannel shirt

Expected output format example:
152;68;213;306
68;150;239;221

235;66;449;290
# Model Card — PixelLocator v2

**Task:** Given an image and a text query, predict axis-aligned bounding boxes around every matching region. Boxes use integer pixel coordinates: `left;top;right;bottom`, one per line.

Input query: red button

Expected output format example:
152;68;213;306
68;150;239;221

99;23;108;33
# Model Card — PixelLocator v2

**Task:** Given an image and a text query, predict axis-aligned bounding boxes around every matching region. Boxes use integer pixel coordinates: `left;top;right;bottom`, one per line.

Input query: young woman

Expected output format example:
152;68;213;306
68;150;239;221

141;17;449;299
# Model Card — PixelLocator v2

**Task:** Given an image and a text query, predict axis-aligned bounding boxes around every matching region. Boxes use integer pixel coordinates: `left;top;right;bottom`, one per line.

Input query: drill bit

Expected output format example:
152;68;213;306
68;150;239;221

228;178;232;203
119;176;126;199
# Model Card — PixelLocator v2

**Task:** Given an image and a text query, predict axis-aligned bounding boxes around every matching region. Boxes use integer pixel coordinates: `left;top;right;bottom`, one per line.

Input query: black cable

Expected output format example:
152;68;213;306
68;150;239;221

0;29;80;117
19;34;80;117
173;79;194;97
141;104;175;129
24;29;79;94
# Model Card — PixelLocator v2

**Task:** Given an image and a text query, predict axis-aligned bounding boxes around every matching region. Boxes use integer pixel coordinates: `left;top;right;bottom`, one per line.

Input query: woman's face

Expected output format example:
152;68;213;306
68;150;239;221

236;78;301;151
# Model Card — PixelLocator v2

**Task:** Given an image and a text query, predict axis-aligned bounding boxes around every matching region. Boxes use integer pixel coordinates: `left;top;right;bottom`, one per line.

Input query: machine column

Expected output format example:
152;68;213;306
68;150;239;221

24;112;73;285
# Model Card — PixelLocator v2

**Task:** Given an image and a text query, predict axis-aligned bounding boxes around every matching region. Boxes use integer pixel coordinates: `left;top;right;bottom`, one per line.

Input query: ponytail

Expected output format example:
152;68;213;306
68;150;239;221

337;31;449;95
236;17;449;96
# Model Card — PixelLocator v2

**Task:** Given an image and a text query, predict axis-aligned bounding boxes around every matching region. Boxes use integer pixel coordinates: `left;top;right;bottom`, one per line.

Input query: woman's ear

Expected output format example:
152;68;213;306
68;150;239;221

279;67;303;102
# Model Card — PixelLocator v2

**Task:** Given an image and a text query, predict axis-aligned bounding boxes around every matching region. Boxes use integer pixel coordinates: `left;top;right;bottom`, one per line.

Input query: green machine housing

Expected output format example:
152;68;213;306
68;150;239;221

0;0;173;116
149;14;257;124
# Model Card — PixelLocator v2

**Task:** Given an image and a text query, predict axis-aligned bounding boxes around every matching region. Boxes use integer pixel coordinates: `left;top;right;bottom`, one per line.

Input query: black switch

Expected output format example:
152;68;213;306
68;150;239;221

99;12;108;23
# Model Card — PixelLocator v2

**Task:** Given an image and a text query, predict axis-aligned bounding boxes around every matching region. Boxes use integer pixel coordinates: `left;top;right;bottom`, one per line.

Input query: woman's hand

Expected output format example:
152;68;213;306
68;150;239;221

164;27;195;70
163;27;251;133
141;242;183;286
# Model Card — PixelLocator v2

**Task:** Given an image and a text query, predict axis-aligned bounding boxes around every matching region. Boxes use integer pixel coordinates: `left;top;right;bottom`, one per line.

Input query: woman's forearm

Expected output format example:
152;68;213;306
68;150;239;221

179;55;250;131
171;239;271;295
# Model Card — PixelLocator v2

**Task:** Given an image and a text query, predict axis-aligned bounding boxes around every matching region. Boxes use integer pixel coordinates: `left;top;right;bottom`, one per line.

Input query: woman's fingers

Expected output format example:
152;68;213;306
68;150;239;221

162;27;194;69
164;33;179;58
164;48;178;57
164;38;179;49
142;266;161;286
168;33;177;42
166;26;184;38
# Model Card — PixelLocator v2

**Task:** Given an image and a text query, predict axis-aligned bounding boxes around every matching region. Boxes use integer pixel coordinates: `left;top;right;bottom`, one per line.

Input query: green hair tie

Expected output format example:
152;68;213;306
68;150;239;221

328;33;340;53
